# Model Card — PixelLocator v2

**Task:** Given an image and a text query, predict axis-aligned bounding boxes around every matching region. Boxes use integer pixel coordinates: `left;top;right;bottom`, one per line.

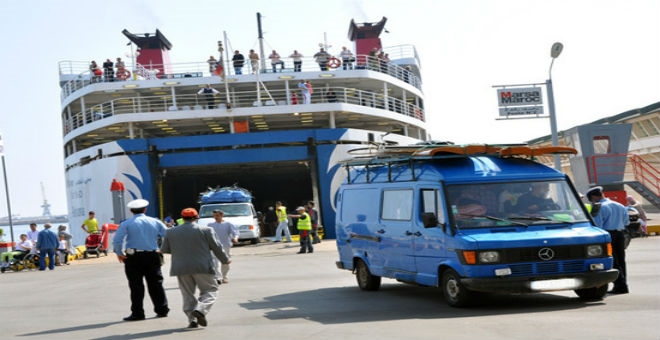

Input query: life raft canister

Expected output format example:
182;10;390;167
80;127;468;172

117;68;131;80
327;57;341;69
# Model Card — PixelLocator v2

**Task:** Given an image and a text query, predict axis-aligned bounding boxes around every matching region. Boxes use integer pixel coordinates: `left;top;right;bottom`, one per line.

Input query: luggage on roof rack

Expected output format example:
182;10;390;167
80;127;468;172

199;185;253;204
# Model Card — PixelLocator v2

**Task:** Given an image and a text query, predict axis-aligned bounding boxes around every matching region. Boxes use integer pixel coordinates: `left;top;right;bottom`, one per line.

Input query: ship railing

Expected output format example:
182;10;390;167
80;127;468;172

59;55;422;98
63;86;425;135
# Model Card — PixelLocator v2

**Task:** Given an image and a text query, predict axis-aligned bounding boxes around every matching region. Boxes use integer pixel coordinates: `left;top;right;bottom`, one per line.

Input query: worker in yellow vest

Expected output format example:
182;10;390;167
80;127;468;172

273;201;292;242
289;206;313;254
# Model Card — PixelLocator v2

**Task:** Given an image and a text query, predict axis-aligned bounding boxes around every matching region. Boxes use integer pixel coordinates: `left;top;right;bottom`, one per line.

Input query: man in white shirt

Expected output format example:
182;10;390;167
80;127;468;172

207;210;239;284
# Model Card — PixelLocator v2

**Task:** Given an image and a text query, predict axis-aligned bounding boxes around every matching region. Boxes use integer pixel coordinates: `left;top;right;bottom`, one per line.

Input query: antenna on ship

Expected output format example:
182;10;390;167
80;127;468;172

40;181;51;218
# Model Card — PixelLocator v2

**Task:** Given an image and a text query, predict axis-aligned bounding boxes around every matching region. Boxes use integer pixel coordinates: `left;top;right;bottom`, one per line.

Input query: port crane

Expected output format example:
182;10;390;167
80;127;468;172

40;182;51;217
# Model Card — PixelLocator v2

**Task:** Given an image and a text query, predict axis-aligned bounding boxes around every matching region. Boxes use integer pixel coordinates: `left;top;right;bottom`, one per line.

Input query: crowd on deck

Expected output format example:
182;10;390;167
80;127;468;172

85;45;402;83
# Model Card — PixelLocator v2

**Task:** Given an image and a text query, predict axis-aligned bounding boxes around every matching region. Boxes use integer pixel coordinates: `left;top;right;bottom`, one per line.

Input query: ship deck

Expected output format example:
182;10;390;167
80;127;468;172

59;48;428;159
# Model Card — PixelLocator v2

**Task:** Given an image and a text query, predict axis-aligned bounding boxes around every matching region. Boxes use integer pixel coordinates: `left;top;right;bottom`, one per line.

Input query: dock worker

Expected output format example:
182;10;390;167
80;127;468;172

289;206;313;254
273;201;292;242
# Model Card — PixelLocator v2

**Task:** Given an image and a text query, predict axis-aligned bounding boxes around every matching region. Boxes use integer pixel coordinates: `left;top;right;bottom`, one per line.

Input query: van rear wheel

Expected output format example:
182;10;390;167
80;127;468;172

355;259;381;291
441;268;474;307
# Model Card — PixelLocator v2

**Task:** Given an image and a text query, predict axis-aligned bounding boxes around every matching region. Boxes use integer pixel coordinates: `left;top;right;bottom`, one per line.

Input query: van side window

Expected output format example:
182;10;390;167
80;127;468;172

341;188;379;222
381;189;413;221
421;189;445;224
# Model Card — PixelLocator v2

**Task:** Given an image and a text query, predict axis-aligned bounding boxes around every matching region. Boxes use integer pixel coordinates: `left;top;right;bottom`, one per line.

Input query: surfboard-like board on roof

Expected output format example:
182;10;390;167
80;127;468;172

347;145;431;156
413;145;502;157
499;146;577;157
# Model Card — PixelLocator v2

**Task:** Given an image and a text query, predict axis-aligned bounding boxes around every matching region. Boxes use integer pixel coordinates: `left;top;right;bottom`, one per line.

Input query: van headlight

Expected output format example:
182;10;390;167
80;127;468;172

478;251;500;263
586;244;603;257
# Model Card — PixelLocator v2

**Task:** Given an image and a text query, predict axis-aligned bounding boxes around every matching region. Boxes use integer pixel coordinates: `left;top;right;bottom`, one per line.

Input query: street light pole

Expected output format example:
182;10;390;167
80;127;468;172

547;42;563;171
0;139;15;247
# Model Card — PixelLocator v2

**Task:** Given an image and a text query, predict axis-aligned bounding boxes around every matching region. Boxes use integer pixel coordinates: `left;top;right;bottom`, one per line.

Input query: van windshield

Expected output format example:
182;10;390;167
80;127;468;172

446;180;589;228
199;204;252;218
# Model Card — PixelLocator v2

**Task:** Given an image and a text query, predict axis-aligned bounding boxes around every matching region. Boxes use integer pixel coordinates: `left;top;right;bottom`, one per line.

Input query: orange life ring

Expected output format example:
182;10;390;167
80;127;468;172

327;57;341;69
117;68;131;80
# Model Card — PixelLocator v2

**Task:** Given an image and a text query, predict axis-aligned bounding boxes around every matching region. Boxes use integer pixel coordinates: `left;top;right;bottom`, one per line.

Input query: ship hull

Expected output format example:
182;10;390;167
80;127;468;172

65;128;420;246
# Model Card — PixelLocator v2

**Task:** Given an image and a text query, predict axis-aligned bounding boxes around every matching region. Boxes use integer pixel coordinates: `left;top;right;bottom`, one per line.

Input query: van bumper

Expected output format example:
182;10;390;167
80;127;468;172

460;269;619;293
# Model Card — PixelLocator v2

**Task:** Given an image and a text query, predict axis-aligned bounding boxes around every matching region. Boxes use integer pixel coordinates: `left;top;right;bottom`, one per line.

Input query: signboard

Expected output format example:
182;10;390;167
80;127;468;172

496;87;544;117
499;106;544;116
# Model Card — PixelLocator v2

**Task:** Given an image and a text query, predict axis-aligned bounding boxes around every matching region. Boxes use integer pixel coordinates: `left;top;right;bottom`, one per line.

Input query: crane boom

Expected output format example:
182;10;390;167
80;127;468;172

40;182;52;217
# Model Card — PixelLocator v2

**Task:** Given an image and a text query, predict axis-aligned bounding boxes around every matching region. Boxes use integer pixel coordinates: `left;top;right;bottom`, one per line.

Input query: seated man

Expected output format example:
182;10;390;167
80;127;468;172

1;234;32;270
517;183;559;214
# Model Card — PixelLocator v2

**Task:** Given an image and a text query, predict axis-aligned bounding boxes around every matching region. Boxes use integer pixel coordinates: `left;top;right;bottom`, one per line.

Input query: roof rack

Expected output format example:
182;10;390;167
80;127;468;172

340;144;577;183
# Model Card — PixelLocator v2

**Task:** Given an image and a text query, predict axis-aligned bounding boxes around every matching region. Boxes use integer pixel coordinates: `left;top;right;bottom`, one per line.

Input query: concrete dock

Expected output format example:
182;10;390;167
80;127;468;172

1;219;659;339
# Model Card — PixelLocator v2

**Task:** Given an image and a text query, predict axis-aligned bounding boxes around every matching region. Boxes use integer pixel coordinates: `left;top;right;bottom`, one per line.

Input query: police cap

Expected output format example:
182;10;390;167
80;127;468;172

127;199;149;209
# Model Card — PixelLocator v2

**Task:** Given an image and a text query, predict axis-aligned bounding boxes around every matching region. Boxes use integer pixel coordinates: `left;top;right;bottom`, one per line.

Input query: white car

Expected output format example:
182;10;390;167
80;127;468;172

198;202;261;244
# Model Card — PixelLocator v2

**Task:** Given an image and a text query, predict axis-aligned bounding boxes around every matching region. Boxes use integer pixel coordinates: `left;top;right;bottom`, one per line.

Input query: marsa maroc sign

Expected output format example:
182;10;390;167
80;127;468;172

496;87;544;116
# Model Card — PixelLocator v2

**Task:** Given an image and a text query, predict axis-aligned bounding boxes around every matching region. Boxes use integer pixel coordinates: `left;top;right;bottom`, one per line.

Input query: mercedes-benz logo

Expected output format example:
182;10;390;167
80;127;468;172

538;247;555;261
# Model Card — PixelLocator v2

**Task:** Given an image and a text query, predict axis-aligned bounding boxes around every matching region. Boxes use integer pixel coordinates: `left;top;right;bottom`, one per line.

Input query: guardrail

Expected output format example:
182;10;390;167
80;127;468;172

59;52;422;99
62;86;426;135
587;153;660;198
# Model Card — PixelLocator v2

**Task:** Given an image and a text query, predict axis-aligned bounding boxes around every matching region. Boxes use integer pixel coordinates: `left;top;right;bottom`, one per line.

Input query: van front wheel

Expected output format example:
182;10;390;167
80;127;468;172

355;259;381;291
441;269;473;307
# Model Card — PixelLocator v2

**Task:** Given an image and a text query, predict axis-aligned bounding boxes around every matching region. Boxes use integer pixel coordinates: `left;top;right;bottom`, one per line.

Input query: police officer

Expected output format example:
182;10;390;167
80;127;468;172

586;186;630;294
113;199;170;321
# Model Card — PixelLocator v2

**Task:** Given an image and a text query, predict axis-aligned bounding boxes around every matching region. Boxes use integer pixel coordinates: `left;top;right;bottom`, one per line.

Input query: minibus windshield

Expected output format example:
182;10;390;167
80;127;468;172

447;180;589;228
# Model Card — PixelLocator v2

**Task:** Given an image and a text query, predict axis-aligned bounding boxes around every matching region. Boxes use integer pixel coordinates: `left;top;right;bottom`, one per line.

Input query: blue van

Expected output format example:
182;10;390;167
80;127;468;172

335;145;619;307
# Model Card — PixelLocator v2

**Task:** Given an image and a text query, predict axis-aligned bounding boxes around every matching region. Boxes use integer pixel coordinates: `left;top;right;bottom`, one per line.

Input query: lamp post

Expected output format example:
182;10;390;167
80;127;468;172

546;42;563;171
0;133;15;247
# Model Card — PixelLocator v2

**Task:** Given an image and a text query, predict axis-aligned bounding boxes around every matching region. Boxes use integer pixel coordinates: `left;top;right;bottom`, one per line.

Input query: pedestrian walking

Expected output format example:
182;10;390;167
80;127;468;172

112;199;170;321
160;208;230;329
207;209;239;284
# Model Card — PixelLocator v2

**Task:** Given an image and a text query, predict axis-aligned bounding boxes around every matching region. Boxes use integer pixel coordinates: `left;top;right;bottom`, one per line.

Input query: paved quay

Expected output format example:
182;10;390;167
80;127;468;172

0;240;344;339
1;223;659;340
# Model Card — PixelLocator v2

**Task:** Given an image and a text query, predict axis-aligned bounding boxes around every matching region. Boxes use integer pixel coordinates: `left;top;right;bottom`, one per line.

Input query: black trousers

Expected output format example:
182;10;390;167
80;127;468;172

124;252;169;316
608;230;628;292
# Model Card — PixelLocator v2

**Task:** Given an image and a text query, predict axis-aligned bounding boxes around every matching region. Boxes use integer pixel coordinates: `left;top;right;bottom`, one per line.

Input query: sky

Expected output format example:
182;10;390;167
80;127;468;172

0;0;658;218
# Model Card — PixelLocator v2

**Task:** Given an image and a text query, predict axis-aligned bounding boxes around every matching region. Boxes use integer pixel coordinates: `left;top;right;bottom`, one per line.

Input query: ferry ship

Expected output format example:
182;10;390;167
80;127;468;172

58;16;428;245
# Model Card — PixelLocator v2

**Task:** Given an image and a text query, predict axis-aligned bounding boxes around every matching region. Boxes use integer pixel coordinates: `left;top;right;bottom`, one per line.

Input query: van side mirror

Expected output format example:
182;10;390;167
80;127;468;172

421;212;439;228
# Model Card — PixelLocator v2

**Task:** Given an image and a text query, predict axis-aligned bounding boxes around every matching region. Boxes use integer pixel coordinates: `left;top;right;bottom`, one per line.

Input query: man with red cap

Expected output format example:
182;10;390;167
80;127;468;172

160;207;230;329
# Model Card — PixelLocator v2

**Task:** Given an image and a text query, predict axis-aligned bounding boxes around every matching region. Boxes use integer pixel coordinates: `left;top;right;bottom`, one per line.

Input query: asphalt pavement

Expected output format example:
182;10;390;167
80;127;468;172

1;232;659;339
